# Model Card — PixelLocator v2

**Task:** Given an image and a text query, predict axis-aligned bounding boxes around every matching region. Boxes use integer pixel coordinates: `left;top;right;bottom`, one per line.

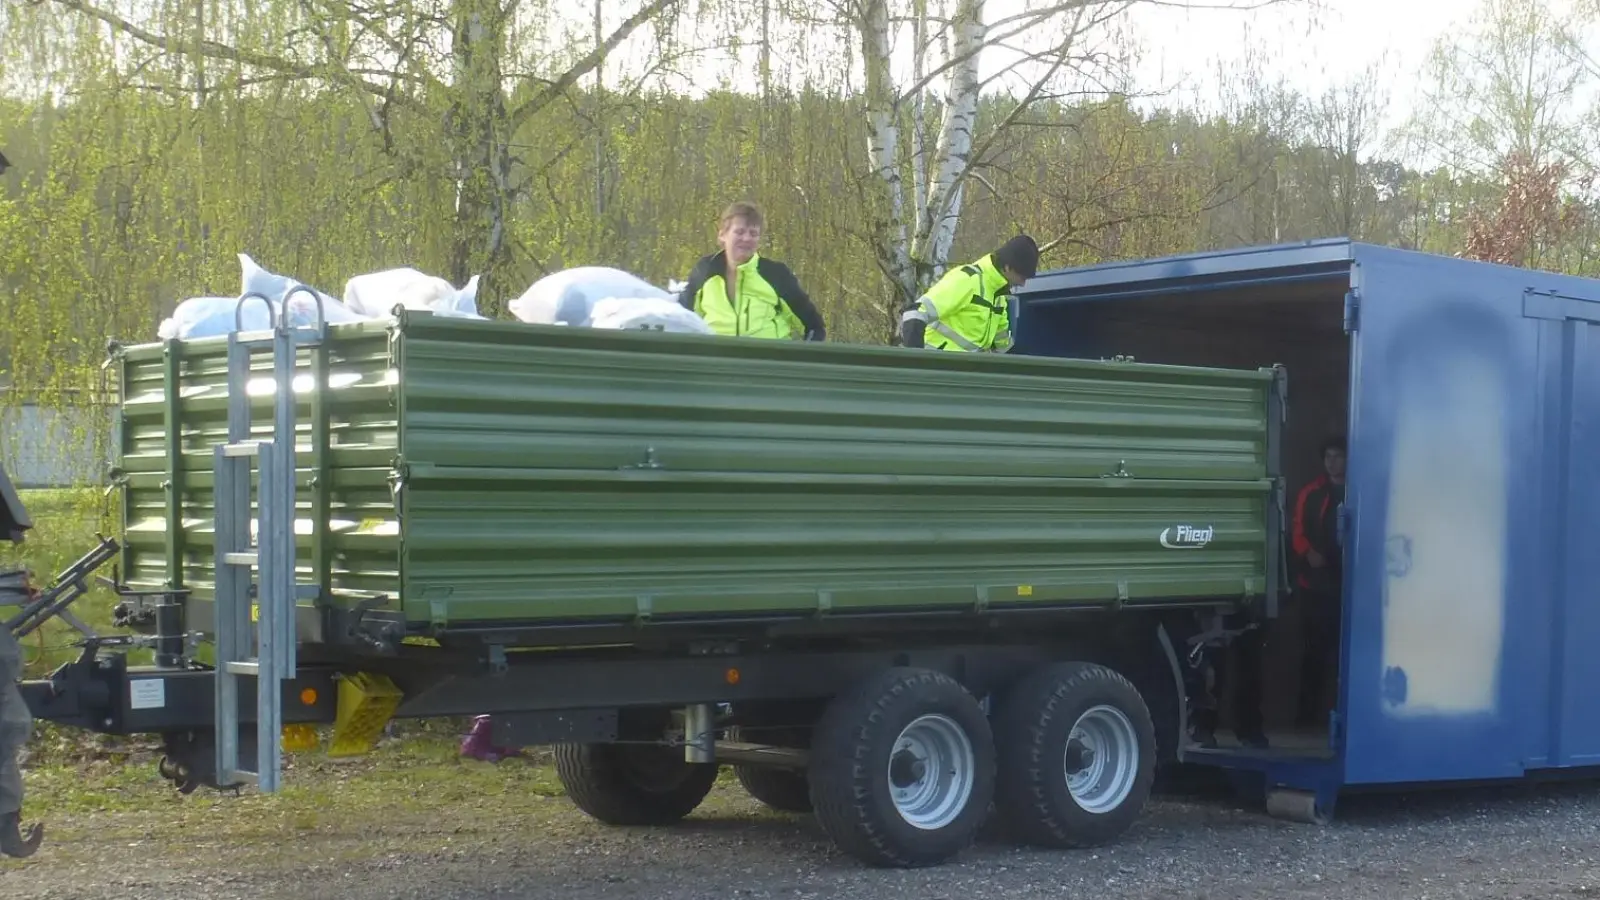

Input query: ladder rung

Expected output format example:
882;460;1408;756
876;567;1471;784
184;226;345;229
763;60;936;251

224;769;260;785
223;661;260;676
223;551;258;566
223;442;262;457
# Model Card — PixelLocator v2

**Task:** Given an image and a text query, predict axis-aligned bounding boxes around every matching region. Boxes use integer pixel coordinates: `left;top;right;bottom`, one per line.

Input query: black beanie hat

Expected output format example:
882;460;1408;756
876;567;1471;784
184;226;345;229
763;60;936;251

997;234;1039;278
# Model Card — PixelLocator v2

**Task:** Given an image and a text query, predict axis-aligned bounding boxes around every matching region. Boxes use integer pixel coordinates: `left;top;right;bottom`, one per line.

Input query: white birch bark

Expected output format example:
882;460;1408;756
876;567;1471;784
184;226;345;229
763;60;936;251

918;0;984;278
858;0;916;300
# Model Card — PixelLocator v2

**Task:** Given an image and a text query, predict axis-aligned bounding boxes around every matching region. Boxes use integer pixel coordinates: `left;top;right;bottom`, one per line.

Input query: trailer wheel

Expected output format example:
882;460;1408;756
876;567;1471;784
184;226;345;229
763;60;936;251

553;742;719;826
726;724;813;813
807;667;996;868
736;766;813;813
993;661;1156;849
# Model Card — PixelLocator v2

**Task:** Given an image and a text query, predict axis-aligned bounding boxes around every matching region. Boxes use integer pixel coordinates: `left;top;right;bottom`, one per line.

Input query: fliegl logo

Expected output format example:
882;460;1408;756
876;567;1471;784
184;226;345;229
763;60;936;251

1159;524;1215;550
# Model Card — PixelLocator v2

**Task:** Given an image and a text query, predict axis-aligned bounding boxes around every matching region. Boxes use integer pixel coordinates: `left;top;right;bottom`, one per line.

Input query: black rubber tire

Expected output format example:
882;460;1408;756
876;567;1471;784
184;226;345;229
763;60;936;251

807;667;996;868
553;742;719;826
726;724;813;813
993;660;1157;849
735;766;814;813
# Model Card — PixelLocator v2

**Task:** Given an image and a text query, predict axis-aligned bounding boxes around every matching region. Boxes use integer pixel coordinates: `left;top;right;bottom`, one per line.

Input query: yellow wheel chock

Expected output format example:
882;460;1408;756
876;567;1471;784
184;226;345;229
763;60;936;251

329;672;404;758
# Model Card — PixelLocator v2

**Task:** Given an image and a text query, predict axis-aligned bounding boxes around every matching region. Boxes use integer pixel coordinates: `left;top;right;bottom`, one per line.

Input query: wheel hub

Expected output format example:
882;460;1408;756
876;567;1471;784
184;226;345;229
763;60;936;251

1062;704;1140;815
887;714;977;830
890;748;928;787
1063;738;1096;773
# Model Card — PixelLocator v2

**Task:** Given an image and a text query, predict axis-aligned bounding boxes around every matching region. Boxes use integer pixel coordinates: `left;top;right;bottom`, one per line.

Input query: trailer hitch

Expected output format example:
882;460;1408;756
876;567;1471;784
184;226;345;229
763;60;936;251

4;536;121;640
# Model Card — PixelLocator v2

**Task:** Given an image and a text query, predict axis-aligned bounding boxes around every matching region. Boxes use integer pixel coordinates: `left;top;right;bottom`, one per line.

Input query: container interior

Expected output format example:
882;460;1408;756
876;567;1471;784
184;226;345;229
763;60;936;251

1018;277;1352;754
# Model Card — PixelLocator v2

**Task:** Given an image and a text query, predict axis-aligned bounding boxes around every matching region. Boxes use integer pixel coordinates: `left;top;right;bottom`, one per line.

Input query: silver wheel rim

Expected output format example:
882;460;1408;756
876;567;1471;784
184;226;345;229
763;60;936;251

888;714;976;830
1064;704;1139;814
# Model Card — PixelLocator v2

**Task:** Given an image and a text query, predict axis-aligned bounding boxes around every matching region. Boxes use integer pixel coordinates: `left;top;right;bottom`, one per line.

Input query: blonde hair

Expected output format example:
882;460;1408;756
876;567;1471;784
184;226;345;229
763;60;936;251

719;201;764;231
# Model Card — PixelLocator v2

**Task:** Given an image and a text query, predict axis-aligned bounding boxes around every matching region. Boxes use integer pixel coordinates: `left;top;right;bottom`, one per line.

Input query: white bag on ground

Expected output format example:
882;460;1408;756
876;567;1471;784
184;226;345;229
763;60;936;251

343;268;483;319
588;297;715;335
509;266;672;327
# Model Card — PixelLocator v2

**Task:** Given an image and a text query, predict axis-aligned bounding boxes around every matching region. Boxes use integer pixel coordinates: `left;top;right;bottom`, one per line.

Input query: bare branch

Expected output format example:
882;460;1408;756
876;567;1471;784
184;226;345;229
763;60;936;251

44;0;429;111
508;0;677;130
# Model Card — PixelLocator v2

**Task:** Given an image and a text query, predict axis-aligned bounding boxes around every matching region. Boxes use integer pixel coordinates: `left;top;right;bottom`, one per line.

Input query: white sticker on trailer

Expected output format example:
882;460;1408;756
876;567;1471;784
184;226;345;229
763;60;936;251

129;679;166;710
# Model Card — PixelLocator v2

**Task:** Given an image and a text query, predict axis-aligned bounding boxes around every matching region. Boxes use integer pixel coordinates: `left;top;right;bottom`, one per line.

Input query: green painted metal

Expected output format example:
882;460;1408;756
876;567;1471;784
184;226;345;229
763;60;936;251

112;312;1277;639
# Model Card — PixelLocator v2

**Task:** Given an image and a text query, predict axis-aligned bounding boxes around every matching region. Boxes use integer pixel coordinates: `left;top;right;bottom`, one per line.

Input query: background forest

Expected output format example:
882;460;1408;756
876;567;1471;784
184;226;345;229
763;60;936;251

2;0;1598;450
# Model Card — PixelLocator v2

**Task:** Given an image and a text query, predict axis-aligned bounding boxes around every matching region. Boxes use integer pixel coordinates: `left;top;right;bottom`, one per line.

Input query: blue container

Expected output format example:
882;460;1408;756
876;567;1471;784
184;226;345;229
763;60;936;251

1015;238;1600;817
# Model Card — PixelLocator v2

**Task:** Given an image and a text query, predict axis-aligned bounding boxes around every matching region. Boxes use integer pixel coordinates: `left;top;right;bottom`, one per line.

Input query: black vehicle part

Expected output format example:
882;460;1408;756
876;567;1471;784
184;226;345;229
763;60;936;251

992;660;1157;848
553;742;719;826
158;730;252;794
807;667;996;869
725;723;812;813
5;536;119;639
736;765;812;813
0;461;29;543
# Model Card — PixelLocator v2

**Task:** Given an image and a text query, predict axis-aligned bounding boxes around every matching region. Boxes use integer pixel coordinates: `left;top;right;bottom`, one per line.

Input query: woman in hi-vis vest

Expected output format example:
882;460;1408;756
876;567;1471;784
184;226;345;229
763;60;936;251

676;201;827;341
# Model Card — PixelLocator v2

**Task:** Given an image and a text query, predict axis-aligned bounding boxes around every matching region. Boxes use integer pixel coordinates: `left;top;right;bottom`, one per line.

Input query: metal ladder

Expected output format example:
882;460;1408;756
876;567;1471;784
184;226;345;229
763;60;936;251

211;289;327;793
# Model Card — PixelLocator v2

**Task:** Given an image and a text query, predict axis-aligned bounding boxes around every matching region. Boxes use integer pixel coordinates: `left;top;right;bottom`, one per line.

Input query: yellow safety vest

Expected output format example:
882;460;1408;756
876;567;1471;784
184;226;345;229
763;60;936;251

678;252;825;340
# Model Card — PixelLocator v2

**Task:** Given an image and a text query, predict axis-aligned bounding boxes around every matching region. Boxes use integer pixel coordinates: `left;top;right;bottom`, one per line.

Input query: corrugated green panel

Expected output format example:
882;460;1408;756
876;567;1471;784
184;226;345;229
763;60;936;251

115;325;401;607
398;466;1268;624
394;316;1272;482
121;467;400;602
114;313;1275;638
387;315;1274;628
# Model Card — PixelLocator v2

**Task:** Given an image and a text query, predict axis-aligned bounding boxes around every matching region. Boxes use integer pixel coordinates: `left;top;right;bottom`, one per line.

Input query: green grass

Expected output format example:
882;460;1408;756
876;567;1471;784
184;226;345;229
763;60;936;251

7;727;757;874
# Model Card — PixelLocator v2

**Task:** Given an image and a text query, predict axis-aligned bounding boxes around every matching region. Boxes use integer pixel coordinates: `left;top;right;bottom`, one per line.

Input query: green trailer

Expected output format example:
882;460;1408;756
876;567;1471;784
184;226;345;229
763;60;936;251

28;304;1287;869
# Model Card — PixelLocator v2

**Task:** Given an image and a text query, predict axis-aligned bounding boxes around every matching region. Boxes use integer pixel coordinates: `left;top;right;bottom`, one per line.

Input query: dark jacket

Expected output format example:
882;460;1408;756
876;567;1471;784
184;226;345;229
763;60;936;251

677;251;825;341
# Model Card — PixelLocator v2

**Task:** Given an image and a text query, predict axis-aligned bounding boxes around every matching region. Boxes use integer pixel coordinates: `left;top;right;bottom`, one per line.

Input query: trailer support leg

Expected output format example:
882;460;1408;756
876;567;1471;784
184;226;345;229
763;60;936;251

684;703;715;763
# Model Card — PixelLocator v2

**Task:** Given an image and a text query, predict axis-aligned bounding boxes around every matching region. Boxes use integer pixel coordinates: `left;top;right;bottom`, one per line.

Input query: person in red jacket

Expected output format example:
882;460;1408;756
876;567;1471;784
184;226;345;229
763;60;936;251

1290;436;1346;728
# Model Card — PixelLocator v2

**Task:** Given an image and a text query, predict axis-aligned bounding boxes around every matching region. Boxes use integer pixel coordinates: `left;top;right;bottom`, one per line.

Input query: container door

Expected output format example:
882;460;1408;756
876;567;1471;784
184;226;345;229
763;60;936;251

1524;290;1600;768
1340;249;1536;785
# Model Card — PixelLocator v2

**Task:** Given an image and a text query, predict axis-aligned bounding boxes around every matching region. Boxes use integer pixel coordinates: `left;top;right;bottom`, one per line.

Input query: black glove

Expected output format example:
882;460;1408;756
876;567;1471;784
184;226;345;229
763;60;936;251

900;319;927;349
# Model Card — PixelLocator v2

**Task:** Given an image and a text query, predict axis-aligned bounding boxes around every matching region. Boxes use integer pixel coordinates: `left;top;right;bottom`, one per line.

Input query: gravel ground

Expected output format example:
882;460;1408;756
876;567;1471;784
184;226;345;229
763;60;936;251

5;771;1600;900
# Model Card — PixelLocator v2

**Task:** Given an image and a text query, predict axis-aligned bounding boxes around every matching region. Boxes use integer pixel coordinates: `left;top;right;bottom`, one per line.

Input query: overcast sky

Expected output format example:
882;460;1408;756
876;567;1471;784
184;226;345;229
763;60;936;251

1123;0;1471;124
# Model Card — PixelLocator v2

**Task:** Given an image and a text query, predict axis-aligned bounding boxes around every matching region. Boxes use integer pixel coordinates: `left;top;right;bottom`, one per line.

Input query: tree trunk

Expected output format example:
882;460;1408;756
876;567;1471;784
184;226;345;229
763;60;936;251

858;0;914;329
920;0;984;279
446;0;513;312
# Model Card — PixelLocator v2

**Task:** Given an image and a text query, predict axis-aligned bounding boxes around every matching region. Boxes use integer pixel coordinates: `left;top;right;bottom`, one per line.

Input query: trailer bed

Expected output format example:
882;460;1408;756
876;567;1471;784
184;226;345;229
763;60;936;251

111;312;1282;644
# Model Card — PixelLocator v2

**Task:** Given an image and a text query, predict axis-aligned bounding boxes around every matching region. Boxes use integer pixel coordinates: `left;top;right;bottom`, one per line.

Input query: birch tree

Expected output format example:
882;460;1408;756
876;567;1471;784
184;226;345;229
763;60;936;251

27;0;683;306
835;0;1294;331
1400;0;1594;181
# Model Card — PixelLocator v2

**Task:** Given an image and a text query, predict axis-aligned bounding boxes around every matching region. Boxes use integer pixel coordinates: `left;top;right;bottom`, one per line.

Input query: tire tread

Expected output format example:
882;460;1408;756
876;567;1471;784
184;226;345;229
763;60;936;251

553;743;718;826
807;667;995;868
993;661;1156;849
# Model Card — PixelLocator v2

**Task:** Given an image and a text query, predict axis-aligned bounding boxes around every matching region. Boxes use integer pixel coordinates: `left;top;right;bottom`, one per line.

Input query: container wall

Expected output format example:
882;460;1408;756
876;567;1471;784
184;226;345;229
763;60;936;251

391;315;1277;628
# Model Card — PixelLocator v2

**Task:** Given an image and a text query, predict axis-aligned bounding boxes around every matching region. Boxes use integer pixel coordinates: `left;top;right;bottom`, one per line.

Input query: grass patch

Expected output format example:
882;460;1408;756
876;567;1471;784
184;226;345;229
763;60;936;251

8;726;756;874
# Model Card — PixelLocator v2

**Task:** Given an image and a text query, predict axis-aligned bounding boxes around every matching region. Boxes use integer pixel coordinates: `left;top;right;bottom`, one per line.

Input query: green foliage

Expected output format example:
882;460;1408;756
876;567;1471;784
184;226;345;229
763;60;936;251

0;489;125;678
4;0;1600;463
